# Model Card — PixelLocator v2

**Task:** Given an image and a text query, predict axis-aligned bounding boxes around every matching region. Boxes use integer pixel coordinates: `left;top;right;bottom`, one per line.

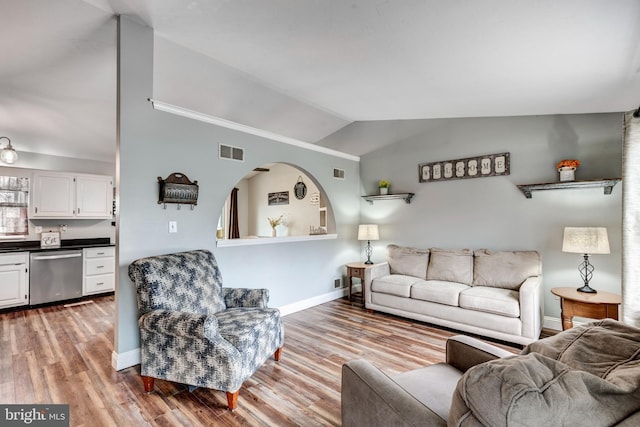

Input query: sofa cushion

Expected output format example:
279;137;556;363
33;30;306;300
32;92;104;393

459;286;520;317
387;245;430;279
411;280;470;307
426;248;473;285
371;275;423;298
473;249;541;290
392;363;462;421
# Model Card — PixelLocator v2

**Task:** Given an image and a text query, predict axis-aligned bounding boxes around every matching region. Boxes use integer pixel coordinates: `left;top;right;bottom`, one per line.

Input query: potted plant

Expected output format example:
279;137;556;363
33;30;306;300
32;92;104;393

556;159;580;182
378;180;390;195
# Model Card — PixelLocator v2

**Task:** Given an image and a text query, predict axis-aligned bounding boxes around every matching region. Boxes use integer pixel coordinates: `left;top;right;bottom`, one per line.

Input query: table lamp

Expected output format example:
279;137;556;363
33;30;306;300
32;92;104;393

358;224;379;264
562;227;610;293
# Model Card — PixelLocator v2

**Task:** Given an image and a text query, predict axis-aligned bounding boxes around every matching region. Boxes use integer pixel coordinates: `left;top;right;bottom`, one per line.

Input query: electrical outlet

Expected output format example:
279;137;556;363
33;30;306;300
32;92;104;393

35;226;43;233
59;224;67;233
169;221;178;233
333;277;343;289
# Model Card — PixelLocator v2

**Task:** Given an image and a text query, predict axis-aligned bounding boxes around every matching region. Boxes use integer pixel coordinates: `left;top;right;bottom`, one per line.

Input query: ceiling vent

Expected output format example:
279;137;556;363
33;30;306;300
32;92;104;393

219;144;244;162
333;168;345;179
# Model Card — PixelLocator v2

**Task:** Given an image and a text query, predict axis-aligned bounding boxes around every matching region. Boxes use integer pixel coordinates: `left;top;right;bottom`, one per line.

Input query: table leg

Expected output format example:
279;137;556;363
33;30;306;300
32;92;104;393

560;298;573;331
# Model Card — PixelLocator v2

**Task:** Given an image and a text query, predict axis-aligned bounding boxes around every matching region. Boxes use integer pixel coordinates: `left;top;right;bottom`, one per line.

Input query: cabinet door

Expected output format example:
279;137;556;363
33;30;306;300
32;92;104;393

0;262;28;309
76;174;113;218
31;172;75;217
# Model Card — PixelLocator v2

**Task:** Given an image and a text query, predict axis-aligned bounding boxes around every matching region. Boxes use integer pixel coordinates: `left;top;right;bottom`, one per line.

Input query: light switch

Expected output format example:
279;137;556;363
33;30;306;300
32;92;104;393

169;221;178;233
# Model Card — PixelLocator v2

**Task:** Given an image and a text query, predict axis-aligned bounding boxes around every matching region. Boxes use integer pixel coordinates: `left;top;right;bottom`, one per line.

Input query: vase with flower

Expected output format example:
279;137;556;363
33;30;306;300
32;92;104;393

556;159;580;182
267;214;285;237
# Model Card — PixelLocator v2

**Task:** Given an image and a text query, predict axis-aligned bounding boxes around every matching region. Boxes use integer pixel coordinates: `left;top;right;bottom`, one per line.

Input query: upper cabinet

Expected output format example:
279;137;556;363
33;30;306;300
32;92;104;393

31;172;113;219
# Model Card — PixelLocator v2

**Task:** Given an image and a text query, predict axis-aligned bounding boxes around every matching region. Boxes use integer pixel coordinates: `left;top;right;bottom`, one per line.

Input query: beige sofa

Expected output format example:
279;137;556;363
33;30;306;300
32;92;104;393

364;245;543;345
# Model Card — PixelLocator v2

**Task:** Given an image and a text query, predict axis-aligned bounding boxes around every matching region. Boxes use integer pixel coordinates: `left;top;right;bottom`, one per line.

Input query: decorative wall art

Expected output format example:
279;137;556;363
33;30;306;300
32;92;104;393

158;172;199;209
268;191;289;206
419;152;510;183
294;176;307;200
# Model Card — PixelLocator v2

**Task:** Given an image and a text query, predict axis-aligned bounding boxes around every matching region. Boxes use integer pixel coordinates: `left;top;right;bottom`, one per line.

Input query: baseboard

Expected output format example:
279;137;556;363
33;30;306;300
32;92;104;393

111;289;347;371
543;315;588;332
279;288;347;317
112;348;140;371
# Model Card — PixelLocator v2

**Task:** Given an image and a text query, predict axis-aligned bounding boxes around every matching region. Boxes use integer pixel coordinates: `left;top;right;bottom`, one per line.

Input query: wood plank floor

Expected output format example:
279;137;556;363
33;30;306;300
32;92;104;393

0;296;520;426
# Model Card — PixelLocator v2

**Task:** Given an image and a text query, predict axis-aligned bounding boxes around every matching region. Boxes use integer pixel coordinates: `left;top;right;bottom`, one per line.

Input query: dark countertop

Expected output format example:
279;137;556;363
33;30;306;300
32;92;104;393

0;238;113;254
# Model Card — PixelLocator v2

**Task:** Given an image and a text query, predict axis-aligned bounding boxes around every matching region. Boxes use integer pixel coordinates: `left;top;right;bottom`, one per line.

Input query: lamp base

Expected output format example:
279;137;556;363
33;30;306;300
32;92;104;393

577;284;597;293
364;260;373;265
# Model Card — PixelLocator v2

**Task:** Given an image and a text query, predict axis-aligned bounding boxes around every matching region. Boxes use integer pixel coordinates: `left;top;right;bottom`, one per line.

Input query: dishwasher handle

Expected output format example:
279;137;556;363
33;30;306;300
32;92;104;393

31;253;82;261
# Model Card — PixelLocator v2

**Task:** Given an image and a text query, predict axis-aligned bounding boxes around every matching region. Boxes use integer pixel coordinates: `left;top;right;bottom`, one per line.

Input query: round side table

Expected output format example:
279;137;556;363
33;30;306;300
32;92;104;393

551;287;621;331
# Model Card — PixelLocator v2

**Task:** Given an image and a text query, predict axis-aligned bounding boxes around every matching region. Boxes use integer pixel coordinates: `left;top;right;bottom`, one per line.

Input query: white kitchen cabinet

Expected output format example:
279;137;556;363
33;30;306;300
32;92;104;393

83;246;115;295
31;172;113;219
0;252;29;309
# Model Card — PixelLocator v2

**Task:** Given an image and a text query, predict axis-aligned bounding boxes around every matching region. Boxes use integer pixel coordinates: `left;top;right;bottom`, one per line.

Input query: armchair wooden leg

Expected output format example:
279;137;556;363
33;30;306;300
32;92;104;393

226;390;239;410
274;346;283;361
142;376;155;393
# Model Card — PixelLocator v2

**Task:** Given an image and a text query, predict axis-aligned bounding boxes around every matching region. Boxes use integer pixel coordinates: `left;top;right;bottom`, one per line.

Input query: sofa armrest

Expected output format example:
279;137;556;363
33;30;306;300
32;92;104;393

139;309;219;340
446;335;514;372
519;275;544;340
363;262;390;306
222;287;269;308
342;359;446;427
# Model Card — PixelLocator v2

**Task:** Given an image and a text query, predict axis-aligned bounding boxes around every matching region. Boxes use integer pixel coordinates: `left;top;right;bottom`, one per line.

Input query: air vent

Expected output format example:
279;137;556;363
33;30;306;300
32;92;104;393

219;144;244;162
333;168;345;179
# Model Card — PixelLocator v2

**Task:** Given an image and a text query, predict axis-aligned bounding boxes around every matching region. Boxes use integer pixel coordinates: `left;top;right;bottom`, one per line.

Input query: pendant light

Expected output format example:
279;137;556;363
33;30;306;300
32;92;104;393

0;137;18;164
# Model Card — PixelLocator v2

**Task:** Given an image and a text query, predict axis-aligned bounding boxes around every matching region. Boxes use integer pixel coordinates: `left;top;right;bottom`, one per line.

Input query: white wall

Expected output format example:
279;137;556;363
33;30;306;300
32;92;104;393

358;114;622;323
247;164;322;237
117;17;360;359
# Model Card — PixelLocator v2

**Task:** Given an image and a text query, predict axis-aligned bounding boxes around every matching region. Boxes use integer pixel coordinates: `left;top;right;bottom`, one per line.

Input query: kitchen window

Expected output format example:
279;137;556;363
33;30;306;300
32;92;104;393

0;176;29;237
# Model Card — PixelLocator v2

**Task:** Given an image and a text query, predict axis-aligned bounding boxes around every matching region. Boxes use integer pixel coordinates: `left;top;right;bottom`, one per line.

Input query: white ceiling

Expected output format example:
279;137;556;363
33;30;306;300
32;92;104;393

2;0;639;161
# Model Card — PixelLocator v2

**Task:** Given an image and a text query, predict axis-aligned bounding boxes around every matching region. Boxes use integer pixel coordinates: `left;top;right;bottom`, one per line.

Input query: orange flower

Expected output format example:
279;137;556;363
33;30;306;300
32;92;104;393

556;159;580;170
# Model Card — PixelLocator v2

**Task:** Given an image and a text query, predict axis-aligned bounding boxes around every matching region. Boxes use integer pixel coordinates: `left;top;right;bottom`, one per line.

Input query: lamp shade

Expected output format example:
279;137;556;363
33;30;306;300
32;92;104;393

562;227;610;254
358;224;379;241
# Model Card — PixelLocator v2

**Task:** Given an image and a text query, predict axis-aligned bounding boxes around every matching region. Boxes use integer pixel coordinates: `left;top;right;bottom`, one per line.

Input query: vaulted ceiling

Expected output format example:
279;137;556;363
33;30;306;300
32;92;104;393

2;0;639;161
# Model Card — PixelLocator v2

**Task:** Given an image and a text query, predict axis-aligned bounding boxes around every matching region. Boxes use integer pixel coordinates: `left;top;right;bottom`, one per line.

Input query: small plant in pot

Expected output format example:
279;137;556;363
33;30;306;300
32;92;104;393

378;180;390;195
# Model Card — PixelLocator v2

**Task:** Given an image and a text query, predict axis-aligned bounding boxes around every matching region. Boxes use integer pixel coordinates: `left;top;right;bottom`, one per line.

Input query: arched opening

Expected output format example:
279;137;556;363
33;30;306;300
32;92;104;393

217;163;336;241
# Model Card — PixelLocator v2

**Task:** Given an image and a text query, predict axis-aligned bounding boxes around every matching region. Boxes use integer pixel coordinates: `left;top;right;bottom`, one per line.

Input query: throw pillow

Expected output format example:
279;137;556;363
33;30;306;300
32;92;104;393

387;244;430;279
473;249;541;289
426;248;473;284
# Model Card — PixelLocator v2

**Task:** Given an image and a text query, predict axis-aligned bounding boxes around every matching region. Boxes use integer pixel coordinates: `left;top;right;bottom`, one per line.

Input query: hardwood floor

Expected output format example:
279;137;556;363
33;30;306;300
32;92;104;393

0;296;519;426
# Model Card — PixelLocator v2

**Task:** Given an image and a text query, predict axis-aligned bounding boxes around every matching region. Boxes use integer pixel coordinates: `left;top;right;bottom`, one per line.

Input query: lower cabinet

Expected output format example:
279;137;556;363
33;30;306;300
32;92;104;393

0;252;29;309
83;246;115;296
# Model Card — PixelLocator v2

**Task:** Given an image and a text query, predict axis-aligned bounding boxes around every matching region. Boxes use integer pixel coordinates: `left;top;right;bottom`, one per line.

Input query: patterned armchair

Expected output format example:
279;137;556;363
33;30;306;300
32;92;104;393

128;249;284;410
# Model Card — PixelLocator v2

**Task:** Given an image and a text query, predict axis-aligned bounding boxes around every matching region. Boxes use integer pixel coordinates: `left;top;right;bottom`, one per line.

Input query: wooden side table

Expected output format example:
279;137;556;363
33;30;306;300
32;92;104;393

551;287;621;331
346;262;380;306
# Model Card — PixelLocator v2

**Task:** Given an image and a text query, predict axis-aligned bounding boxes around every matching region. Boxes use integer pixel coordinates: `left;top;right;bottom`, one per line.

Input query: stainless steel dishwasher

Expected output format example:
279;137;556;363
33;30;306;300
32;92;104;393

29;250;83;305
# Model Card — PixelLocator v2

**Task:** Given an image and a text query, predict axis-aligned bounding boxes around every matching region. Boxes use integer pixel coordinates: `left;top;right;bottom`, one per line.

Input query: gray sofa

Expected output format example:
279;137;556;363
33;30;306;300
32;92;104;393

342;319;640;427
364;245;543;345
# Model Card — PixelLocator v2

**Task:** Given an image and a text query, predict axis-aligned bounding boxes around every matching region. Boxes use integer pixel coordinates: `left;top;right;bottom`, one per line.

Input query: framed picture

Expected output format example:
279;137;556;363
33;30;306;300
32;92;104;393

268;191;289;206
419;152;510;183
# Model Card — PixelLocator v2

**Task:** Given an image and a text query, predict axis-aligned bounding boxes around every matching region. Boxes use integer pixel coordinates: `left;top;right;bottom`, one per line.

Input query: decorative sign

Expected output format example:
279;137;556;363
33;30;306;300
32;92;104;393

268;191;289;206
41;231;61;248
294;176;307;200
419;152;510;183
309;192;320;205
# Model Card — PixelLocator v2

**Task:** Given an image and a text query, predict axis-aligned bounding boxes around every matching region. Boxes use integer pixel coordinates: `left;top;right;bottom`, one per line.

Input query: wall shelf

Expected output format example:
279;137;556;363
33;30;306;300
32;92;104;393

362;193;415;205
516;178;621;199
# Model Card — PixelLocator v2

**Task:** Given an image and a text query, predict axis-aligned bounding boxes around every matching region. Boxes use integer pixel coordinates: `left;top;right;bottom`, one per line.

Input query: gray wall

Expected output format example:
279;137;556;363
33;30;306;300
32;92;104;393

117;17;360;355
359;114;622;321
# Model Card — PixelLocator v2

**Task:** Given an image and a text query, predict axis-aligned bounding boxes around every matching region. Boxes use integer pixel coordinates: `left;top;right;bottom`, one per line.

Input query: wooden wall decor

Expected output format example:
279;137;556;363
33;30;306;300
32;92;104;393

419;152;510;183
158;172;199;209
